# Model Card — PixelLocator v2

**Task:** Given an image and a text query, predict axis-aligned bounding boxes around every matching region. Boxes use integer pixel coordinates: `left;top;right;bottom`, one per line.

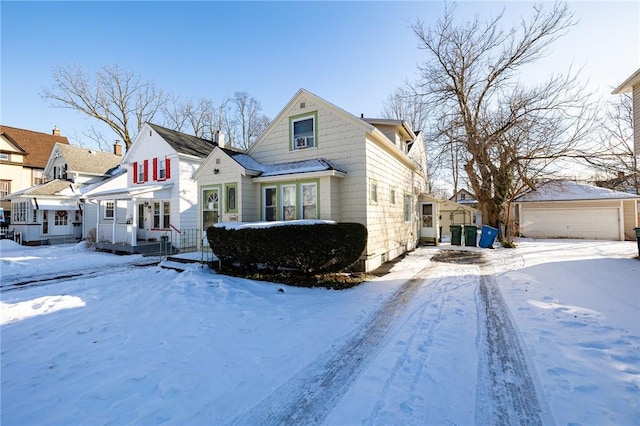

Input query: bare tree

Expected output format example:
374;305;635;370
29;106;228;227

412;2;595;239
585;93;639;194
42;64;166;151
382;86;429;132
232;91;270;151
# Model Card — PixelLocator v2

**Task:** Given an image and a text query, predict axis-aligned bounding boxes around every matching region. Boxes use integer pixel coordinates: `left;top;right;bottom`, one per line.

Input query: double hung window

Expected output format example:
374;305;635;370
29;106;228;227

291;113;316;149
153;201;170;229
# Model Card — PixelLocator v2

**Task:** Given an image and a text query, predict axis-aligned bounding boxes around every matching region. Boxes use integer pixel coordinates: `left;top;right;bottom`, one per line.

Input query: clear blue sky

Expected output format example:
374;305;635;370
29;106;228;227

1;1;638;150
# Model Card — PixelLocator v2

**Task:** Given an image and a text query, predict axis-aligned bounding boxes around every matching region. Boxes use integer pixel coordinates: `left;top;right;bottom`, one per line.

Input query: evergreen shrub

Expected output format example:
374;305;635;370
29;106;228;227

206;222;367;275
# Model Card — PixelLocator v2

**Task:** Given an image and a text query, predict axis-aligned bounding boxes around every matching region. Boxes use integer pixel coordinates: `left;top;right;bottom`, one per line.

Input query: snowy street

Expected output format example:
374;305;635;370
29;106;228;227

1;239;638;425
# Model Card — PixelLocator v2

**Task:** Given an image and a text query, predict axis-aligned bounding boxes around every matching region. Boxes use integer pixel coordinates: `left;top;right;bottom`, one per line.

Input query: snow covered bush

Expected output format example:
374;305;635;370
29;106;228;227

206;222;367;276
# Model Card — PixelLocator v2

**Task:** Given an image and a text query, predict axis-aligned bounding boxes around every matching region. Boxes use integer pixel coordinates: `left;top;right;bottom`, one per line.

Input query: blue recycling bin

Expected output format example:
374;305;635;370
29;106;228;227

479;225;498;248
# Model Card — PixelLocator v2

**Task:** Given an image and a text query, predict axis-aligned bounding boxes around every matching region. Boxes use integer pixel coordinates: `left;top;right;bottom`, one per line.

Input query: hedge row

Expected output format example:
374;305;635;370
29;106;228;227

206;222;367;275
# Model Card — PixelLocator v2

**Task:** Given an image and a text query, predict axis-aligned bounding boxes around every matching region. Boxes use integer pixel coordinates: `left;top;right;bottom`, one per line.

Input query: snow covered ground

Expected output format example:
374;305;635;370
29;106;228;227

1;238;638;425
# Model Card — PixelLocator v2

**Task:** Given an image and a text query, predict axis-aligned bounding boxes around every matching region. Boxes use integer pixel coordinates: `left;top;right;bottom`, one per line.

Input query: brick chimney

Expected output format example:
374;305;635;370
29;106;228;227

214;130;225;148
113;140;122;156
52;125;61;136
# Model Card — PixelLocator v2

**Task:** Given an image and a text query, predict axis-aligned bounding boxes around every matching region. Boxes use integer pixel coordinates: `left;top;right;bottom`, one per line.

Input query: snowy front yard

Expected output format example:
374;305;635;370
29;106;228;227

1;239;638;425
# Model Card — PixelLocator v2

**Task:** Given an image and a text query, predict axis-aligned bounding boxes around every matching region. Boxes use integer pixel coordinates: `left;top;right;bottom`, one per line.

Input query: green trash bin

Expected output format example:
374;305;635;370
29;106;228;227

450;225;462;246
634;228;640;256
464;225;478;247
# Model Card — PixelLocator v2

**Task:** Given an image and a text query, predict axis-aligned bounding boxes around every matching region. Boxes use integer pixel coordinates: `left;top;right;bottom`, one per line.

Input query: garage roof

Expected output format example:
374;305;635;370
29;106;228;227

515;180;640;202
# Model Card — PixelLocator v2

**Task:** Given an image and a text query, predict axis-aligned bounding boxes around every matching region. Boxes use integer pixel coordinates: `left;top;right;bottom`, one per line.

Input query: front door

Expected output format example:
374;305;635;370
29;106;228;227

203;188;220;230
137;203;147;241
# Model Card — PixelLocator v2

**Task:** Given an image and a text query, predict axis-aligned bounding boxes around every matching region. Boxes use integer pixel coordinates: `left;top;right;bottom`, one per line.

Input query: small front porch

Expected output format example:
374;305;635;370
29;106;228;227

94;239;176;256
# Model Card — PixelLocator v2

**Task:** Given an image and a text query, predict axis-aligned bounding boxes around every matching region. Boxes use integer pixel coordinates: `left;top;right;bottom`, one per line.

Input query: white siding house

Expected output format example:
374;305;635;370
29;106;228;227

87;123;216;253
194;89;430;271
3;143;122;245
612;68;640;156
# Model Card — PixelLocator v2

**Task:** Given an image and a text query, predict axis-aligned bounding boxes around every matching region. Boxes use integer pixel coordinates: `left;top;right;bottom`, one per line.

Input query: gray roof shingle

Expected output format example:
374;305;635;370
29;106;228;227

148;123;216;158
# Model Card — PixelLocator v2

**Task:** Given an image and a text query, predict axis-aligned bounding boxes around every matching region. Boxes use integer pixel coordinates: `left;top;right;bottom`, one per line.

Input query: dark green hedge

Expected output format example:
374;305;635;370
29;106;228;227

206;222;367;275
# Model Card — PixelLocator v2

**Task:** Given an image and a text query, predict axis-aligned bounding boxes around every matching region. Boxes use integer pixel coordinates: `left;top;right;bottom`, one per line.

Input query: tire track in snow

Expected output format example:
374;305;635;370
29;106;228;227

476;267;544;425
230;262;438;426
362;262;476;425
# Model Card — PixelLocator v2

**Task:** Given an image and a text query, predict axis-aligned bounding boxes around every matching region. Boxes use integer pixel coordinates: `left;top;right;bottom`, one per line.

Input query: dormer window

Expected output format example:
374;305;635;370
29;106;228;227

291;112;317;150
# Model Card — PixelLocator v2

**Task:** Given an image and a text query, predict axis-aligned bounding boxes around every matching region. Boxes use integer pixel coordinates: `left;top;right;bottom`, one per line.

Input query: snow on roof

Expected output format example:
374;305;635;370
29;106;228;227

259;159;345;177
214;219;336;230
229;155;345;177
515;180;640;202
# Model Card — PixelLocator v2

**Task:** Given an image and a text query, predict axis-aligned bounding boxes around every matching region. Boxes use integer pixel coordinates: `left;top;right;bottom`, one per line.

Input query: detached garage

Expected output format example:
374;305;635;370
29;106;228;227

515;180;639;241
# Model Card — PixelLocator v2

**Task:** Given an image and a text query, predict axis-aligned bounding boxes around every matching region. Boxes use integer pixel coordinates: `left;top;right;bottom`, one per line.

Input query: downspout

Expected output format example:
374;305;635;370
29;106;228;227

96;199;100;242
111;199;117;244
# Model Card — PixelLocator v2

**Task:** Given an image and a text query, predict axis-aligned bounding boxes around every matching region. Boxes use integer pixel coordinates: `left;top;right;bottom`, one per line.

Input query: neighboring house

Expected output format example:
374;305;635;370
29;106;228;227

449;188;479;208
193;89;430;272
86;123;216;253
44;141;122;184
0;125;69;223
595;171;639;195
612;68;640;156
3;142;122;245
514;180;639;241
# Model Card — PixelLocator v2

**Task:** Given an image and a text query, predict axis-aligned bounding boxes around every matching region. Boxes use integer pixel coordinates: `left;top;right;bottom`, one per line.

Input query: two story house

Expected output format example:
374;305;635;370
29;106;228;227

4;142;122;245
194;89;431;271
0;125;69;225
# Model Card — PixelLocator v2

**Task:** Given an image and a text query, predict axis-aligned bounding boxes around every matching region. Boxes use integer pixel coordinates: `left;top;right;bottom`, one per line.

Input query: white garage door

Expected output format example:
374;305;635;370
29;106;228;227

520;208;620;240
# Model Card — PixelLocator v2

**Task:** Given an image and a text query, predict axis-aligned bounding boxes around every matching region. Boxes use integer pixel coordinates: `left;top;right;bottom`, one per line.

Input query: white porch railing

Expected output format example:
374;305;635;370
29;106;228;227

97;223;130;244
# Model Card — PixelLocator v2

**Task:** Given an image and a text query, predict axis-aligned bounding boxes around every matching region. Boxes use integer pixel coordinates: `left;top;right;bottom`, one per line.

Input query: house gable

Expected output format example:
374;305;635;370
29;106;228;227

248;89;373;162
43;143;121;183
0;125;69;168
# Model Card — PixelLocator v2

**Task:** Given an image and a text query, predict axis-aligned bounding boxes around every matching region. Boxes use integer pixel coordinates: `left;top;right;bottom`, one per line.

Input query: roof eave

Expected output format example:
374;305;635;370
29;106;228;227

612;68;640;94
252;169;346;183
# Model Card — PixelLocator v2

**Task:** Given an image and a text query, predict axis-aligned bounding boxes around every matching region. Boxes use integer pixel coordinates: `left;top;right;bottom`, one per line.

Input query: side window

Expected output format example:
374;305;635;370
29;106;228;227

404;194;412;222
369;179;378;204
225;184;237;213
105;201;114;219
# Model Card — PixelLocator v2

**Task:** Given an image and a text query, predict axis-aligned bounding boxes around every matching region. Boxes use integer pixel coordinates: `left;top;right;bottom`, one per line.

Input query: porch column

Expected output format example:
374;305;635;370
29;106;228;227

131;199;137;246
111;199;117;244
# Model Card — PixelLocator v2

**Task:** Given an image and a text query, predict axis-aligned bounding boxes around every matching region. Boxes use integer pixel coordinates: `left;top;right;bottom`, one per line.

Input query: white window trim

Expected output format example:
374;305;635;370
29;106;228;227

263;186;278;221
104;201;114;220
301;182;318;219
369;179;378;204
282;184;297;221
291;114;316;150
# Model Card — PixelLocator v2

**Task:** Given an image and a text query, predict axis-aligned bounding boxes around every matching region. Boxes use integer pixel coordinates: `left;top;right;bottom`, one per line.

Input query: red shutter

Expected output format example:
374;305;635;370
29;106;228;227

133;161;138;184
153;158;158;181
166;158;171;179
143;160;149;182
